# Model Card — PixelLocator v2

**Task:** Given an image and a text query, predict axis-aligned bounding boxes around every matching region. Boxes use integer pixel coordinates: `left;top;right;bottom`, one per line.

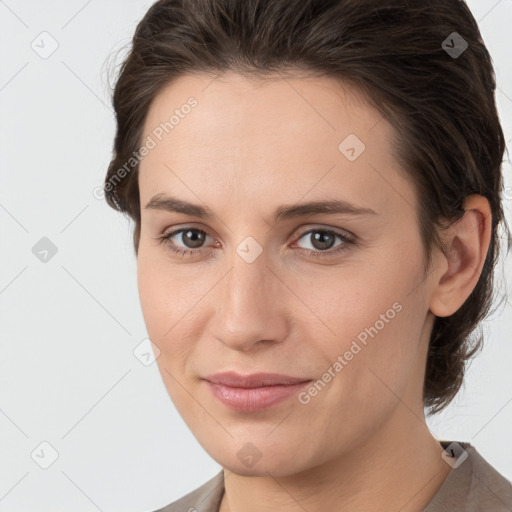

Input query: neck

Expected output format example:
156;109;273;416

219;408;452;512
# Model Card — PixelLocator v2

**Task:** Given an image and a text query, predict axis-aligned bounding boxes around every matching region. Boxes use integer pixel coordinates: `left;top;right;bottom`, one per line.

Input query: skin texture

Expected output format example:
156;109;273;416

136;71;492;512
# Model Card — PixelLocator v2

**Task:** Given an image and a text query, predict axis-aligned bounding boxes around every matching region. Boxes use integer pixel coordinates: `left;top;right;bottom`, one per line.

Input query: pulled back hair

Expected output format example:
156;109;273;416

104;0;511;414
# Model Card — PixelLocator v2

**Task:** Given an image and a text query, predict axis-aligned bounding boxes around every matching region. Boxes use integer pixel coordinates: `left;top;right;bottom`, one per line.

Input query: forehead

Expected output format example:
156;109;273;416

138;71;416;221
142;70;381;146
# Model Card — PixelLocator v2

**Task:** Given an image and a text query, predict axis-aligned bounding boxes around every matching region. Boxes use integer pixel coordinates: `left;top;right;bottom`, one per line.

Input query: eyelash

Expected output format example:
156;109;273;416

155;226;355;259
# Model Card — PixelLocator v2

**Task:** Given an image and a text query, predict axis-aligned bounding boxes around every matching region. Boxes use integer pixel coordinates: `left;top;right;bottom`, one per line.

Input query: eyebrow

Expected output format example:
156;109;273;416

144;193;378;222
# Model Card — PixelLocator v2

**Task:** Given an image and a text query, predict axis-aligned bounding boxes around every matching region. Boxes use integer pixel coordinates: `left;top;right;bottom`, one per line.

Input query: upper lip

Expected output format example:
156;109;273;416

203;371;312;388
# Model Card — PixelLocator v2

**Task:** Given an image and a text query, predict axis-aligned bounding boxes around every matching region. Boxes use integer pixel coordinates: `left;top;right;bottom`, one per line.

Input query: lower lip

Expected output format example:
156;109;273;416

204;380;311;413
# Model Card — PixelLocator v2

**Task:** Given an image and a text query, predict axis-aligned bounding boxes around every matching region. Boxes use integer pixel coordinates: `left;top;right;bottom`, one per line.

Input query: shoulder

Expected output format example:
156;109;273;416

425;441;512;511
465;443;512;510
152;470;225;512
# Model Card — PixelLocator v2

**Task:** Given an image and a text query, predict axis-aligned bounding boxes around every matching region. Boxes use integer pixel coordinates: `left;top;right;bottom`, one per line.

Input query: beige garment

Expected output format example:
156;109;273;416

154;441;512;511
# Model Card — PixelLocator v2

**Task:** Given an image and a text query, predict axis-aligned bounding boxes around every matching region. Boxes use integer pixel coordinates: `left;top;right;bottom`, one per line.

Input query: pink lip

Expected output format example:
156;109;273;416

202;372;312;413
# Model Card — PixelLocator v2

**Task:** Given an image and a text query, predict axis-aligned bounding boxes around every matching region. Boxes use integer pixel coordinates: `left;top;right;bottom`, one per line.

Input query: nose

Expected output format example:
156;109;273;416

210;251;290;352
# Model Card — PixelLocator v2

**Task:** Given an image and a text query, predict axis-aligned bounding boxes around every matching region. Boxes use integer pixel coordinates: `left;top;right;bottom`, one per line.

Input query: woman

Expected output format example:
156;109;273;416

103;0;512;510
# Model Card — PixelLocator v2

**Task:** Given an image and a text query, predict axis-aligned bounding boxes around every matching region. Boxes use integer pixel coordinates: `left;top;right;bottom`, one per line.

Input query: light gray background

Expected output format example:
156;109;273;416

0;1;511;511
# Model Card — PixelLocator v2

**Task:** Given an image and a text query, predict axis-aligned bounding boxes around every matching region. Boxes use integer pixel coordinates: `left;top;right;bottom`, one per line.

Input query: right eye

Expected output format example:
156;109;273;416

156;227;216;257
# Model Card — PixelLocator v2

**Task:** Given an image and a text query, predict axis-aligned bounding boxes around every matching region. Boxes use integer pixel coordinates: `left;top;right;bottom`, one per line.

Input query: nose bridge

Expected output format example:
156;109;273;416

224;247;273;322
212;244;287;350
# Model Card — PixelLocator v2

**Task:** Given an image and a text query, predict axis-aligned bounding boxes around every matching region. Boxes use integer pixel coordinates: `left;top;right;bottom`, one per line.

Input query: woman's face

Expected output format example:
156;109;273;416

137;71;442;476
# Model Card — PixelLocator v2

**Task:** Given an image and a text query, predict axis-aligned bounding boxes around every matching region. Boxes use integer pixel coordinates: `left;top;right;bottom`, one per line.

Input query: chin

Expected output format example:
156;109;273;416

205;439;317;478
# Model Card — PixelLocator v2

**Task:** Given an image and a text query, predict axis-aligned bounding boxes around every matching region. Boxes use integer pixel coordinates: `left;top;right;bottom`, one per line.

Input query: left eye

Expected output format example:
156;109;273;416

294;229;353;253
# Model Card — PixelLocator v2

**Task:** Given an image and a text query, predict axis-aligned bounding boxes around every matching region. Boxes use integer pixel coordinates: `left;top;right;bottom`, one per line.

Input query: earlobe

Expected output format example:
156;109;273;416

429;195;492;318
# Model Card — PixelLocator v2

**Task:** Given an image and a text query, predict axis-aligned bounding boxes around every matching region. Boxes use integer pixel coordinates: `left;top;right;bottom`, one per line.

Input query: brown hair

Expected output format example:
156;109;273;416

104;0;511;414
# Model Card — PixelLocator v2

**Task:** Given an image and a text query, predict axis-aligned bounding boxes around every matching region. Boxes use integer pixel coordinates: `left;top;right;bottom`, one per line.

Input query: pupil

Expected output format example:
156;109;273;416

184;230;204;248
312;231;334;250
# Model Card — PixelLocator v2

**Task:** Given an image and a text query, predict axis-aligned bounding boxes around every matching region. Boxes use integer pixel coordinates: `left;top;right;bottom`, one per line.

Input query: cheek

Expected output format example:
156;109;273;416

137;255;199;410
307;259;426;395
136;250;208;369
137;250;182;358
137;245;193;328
137;257;165;336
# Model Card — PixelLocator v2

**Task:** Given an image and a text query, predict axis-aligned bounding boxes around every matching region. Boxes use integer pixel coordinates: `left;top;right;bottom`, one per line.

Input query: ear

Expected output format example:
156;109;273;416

429;194;492;318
